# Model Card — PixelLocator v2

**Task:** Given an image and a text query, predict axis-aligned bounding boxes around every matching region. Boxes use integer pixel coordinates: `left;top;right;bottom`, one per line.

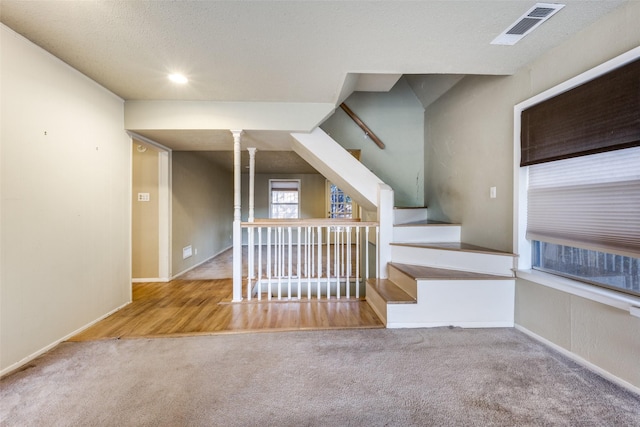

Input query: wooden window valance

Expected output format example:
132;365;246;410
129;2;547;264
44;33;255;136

520;58;640;167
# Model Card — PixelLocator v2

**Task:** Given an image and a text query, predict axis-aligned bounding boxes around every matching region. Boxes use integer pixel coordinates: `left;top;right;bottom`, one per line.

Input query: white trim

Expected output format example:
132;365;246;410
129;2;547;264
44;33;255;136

0;301;130;378
132;277;170;283
517;270;640;314
388;321;514;329
171;246;232;280
158;151;171;280
515;324;640;397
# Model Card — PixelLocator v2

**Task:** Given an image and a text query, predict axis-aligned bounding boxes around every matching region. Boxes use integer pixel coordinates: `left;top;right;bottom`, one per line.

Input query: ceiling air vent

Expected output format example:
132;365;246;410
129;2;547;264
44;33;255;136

491;3;565;46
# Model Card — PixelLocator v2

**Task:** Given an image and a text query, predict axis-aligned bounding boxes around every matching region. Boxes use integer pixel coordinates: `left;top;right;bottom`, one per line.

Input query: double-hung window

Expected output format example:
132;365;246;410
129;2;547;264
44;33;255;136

269;180;300;219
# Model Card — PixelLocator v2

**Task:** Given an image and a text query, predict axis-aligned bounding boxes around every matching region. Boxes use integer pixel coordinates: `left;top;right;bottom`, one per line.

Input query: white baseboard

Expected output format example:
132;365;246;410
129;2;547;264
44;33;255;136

0;301;131;378
387;321;514;329
171;245;231;279
131;277;169;283
515;324;640;397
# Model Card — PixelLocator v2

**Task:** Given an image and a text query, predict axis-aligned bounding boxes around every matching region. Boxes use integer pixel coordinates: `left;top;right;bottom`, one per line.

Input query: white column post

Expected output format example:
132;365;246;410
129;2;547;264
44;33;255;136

247;147;257;223
232;130;243;302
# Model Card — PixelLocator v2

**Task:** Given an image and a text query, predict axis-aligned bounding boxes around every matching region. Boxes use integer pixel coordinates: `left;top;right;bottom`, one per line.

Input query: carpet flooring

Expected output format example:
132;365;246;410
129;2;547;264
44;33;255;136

2;328;639;426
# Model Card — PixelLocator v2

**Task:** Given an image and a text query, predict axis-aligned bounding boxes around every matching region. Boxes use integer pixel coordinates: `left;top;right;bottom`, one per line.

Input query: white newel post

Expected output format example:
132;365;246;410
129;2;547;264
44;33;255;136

377;183;394;279
232;130;243;302
248;147;257;223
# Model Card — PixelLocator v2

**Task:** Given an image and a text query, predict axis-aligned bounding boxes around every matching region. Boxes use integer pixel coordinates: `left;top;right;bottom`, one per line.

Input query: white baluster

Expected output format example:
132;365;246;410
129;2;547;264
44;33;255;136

297;226;302;300
326;226;331;299
317;226;322;299
277;227;282;300
308;226;313;299
346;226;351;298
258;227;262;300
287;226;292;300
267;226;272;301
247;227;253;300
355;226;360;298
365;226;370;281
335;227;340;299
376;226;380;279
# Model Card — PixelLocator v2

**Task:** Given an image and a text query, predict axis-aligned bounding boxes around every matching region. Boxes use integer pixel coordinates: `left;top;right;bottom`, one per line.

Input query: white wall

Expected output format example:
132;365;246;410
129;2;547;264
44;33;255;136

321;77;425;207
423;2;640;388
0;25;132;373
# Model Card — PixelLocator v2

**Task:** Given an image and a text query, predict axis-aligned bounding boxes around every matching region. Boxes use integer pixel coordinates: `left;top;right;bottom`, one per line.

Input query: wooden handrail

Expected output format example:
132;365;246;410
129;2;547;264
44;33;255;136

339;103;385;149
242;218;379;227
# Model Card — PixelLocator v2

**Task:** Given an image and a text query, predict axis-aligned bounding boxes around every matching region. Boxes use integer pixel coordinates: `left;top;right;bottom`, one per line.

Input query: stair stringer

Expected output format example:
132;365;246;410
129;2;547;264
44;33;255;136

290;128;383;212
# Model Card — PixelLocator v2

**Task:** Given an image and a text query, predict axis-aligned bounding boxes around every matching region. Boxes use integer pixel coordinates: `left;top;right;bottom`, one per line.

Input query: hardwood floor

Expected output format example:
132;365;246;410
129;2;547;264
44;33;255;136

69;278;383;342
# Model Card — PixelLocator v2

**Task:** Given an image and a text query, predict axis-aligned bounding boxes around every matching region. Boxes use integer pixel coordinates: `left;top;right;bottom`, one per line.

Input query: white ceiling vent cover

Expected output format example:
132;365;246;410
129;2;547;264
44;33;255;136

491;3;565;45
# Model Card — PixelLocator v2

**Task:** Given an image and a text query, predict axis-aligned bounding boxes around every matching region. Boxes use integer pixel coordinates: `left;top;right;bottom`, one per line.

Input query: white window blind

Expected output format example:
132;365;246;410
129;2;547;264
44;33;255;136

527;146;640;258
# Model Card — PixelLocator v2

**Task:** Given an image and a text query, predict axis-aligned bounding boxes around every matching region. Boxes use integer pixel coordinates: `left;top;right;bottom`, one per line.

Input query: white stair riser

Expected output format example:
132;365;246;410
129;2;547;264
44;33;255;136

388;265;417;299
393;225;461;243
391;245;515;277
393;208;428;225
386;279;515;328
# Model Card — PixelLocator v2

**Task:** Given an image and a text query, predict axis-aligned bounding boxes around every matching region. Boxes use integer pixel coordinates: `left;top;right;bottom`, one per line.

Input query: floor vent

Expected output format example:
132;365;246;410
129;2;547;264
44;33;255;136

491;3;565;46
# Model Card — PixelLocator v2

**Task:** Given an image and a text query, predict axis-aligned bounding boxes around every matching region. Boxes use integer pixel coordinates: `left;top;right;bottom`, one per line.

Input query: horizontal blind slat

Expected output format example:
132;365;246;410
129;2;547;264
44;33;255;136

527;148;640;257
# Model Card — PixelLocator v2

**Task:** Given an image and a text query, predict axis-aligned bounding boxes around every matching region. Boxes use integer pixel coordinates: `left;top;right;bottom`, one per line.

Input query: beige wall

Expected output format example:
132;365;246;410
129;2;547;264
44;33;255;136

321;77;425;207
0;25;131;373
242;173;327;220
423;2;640;388
131;142;160;279
172;152;233;276
516;279;640;388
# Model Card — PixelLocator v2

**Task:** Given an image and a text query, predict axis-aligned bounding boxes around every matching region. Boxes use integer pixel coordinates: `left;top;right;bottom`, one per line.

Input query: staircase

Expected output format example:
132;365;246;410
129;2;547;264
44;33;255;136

366;207;516;328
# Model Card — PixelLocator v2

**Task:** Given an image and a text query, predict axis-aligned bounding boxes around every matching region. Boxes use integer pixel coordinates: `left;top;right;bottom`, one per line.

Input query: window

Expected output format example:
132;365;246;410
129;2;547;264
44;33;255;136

533;242;639;296
516;51;640;298
328;183;354;219
269;180;300;219
524;118;640;297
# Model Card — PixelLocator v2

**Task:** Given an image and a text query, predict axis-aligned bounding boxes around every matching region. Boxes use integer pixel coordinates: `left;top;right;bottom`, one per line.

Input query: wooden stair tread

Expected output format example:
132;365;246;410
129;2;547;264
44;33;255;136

394;219;459;227
390;263;514;281
367;279;416;304
390;242;517;257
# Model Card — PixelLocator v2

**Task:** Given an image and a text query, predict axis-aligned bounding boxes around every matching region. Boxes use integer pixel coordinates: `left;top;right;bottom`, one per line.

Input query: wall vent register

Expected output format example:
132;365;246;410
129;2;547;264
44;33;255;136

491;3;565;46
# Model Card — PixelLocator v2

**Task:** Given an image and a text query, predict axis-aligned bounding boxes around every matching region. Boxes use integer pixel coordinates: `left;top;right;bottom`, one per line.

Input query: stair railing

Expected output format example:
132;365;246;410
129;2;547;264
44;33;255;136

241;219;379;301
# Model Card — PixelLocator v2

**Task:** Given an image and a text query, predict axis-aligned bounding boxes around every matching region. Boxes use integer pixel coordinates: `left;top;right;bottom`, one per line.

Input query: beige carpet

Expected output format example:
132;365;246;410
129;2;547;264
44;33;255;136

2;328;639;426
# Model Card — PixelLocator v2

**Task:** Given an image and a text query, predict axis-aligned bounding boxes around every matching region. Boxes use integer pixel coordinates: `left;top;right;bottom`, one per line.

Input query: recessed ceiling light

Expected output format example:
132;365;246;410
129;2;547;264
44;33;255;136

168;73;188;84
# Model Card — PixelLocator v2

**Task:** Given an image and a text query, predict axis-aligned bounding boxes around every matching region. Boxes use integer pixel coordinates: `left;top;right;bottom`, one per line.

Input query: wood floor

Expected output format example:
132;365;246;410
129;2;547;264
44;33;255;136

69;277;383;342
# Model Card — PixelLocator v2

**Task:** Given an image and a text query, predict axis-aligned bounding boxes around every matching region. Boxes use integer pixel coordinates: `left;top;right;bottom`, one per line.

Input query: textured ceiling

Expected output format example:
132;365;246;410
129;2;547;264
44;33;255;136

0;0;626;159
0;1;624;103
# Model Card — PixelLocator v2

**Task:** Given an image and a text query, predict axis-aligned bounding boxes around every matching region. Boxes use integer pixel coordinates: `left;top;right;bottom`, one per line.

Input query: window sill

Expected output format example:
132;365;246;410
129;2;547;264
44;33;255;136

516;269;640;317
